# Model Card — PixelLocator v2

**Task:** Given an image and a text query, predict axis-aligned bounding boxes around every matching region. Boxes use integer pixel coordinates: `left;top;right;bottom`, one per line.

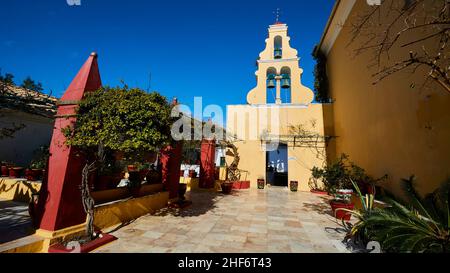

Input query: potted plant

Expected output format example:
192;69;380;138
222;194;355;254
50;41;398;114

309;167;327;194
290;181;298;192
180;169;185;177
257;177;265;189
221;180;234;194
138;163;150;182
1;161;10;177
330;189;354;221
9;166;24;178
25;168;43;181
26;148;48;181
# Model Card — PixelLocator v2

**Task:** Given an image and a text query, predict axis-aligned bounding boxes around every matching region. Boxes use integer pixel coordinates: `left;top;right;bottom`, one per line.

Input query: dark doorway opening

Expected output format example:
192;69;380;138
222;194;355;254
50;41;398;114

266;143;288;187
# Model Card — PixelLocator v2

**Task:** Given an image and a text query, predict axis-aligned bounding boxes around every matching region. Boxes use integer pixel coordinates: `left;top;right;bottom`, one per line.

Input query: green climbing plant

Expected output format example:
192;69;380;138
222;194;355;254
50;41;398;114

312;45;330;103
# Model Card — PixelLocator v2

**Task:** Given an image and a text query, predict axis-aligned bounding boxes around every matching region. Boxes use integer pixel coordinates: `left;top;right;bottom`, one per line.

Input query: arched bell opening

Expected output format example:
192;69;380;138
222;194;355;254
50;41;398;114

266;67;277;104
274;36;282;59
280;67;291;103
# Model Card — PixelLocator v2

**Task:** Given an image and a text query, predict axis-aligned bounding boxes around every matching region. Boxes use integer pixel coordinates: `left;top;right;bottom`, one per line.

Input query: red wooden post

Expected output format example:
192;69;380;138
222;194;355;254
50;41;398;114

36;53;102;231
199;139;216;188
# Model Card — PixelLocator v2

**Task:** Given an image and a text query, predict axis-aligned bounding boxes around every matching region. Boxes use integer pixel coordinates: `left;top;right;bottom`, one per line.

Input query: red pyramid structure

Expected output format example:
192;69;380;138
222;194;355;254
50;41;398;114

37;53;102;232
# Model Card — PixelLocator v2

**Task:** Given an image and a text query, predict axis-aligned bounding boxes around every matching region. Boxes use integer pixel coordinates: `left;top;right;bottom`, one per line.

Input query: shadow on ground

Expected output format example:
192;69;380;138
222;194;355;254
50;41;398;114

0;200;34;244
152;190;232;218
301;196;335;217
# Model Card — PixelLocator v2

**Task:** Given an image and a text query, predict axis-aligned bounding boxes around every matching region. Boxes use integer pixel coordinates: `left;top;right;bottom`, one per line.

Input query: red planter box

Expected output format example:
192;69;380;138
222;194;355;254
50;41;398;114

232;181;250;190
330;200;354;221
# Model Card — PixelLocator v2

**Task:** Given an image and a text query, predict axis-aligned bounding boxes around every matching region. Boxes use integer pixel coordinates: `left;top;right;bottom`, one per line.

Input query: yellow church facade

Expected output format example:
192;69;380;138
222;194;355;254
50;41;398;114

226;23;327;191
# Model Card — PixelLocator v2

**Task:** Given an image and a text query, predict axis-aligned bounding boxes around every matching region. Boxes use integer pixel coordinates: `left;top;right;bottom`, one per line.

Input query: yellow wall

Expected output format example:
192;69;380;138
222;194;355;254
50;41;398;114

93;191;169;232
227;23;327;191
247;23;314;105
0;178;41;203
227;104;326;191
323;0;450;197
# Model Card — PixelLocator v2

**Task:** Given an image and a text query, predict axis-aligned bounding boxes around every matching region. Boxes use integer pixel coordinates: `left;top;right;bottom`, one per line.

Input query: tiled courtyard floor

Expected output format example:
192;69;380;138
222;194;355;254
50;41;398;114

0;198;34;244
94;187;352;253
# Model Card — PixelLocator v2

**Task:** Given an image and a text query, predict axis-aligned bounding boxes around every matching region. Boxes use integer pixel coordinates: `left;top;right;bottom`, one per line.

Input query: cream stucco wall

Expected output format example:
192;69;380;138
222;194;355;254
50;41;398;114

322;0;450;197
0;109;53;166
226;104;326;191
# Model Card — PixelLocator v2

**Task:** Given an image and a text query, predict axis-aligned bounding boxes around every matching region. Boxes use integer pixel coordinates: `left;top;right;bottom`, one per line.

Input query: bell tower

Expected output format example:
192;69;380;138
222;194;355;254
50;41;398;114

246;23;314;105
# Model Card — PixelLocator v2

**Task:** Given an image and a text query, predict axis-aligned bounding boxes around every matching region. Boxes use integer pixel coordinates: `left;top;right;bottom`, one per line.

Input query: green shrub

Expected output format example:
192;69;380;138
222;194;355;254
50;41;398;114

64;86;173;163
347;176;450;253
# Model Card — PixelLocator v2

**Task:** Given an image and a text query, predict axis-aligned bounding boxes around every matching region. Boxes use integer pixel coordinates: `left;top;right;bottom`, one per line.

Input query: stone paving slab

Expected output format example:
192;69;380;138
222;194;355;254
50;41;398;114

94;187;351;253
0;199;34;244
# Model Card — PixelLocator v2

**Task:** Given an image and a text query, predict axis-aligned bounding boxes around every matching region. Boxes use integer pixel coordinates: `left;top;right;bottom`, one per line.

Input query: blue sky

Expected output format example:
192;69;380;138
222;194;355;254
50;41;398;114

1;0;334;113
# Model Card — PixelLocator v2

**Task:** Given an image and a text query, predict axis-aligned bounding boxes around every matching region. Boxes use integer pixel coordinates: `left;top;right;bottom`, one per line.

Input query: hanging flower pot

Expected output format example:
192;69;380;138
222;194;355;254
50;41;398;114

257;178;265;189
290;181;298;192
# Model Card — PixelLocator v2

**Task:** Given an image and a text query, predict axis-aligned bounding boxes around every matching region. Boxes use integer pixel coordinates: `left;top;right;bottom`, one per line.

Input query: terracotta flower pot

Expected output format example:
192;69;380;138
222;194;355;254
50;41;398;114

221;182;233;194
1;165;9;177
180;170;185;177
25;169;43;181
330;200;354;221
290;181;298;192
257;179;265;189
9;167;24;178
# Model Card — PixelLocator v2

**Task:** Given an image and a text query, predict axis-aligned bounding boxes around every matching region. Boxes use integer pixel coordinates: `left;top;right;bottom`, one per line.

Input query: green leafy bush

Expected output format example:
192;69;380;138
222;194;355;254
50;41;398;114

346;176;450;253
312;154;387;194
29;145;49;169
65;86;173;162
